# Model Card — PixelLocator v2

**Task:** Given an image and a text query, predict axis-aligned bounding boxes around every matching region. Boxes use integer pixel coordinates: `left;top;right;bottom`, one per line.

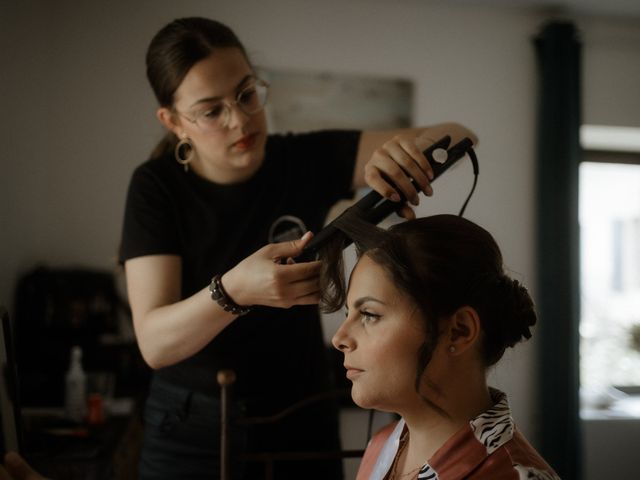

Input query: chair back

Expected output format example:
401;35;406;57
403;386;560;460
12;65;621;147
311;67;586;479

0;305;23;454
217;369;365;480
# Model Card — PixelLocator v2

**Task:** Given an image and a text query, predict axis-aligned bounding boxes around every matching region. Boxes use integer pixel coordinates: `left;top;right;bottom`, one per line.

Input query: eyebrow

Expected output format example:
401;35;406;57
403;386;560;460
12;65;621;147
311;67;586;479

189;74;255;108
351;296;386;310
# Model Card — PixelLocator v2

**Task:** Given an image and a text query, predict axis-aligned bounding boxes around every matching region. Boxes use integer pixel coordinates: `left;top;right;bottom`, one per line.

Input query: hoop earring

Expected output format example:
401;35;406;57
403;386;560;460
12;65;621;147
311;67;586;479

175;137;194;172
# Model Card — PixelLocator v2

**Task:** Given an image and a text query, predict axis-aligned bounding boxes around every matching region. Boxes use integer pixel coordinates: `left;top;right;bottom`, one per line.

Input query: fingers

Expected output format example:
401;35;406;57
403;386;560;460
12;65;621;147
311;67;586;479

415;132;440;152
396;203;416;220
260;266;321;308
242;235;323;308
292;289;322;305
287;277;322;304
390;136;435;187
272;255;322;307
0;466;11;480
3;452;43;480
267;231;313;263
365;135;434;205
380;145;427;205
280;259;321;279
294;230;314;249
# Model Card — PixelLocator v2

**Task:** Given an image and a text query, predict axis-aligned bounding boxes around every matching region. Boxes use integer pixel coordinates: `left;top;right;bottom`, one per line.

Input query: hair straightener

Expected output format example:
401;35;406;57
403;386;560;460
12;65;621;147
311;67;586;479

293;135;479;263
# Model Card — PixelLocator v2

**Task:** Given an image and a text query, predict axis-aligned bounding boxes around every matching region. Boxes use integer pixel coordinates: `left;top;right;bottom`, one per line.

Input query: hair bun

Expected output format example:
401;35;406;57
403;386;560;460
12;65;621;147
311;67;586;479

496;277;537;347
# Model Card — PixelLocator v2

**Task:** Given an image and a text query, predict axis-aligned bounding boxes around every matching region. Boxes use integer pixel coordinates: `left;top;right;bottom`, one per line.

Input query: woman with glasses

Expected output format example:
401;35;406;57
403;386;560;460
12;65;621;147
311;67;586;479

119;17;476;479
322;214;558;480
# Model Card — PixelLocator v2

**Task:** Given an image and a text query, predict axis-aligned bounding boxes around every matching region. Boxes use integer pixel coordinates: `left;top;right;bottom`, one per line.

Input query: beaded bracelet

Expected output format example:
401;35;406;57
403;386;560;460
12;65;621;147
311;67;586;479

209;274;252;316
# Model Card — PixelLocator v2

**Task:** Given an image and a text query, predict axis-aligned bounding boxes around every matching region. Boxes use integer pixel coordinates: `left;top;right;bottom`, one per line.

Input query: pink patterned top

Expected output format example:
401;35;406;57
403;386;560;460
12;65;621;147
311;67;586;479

356;389;560;480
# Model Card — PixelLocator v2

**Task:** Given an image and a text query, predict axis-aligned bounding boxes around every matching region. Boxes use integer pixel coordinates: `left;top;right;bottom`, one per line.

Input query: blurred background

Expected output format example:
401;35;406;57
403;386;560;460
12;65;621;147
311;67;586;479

1;0;640;478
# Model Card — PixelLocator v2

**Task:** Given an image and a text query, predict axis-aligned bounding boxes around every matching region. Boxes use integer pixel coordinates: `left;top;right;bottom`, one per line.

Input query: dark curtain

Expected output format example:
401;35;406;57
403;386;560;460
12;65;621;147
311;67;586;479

534;21;582;479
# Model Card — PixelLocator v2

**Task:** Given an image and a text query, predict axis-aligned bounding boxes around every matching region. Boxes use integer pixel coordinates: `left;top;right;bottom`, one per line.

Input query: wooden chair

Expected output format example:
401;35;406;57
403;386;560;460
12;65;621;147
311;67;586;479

217;369;364;480
0;306;23;453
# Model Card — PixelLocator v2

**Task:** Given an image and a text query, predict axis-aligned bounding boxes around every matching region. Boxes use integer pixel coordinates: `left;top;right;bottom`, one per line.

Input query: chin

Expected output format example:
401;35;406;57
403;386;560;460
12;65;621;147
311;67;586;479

231;150;264;174
351;384;405;414
351;386;384;411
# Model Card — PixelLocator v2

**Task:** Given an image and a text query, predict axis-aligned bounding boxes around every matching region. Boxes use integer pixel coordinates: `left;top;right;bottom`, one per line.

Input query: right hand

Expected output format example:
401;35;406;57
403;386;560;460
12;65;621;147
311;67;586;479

222;231;322;309
364;133;435;200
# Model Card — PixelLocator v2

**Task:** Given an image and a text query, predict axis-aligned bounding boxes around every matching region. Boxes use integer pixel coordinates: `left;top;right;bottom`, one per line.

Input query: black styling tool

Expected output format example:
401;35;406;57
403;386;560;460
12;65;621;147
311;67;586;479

293;135;479;263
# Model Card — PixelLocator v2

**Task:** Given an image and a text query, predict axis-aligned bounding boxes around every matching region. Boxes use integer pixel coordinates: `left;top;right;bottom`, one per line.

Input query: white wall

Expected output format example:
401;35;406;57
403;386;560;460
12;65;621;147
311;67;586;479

582;17;640;127
2;0;640;467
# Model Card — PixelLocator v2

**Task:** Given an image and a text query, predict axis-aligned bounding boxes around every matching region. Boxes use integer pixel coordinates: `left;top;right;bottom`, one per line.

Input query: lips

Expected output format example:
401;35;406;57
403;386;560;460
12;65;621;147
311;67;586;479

232;133;257;151
344;364;364;380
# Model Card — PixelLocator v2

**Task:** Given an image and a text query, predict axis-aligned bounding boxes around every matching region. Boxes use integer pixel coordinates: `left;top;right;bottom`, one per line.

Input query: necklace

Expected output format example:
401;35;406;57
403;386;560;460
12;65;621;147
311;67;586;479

394;465;422;479
386;431;423;480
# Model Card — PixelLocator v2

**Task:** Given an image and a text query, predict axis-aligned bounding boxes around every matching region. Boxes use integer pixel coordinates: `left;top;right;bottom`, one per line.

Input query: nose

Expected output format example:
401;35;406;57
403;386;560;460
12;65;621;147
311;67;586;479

332;319;355;352
226;102;250;129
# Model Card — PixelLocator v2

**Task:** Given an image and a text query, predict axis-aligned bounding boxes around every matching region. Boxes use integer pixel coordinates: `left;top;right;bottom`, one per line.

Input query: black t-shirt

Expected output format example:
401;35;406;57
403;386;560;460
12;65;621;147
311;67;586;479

120;130;360;407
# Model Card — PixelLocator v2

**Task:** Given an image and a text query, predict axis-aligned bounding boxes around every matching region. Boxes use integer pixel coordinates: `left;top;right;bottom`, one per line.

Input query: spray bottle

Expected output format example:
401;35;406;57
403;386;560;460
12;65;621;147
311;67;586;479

65;345;87;423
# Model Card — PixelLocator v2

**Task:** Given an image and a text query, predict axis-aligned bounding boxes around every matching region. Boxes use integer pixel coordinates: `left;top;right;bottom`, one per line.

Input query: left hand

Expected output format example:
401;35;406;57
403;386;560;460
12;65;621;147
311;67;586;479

363;133;435;219
0;453;45;480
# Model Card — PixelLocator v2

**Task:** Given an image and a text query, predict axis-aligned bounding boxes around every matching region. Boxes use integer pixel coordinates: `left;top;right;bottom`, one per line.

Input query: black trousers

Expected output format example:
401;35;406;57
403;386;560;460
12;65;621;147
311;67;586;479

138;378;344;479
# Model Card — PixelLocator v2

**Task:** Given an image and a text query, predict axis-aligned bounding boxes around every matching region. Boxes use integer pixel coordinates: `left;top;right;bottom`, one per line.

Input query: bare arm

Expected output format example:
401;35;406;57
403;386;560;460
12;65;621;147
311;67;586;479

126;233;321;369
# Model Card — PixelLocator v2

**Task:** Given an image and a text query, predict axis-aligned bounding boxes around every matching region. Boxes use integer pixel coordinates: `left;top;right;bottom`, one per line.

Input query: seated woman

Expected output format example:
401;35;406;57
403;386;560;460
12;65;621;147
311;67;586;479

319;214;559;480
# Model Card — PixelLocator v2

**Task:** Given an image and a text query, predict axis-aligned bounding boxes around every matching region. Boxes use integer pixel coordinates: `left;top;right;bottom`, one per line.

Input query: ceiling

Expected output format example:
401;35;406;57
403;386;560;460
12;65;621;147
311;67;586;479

448;0;640;20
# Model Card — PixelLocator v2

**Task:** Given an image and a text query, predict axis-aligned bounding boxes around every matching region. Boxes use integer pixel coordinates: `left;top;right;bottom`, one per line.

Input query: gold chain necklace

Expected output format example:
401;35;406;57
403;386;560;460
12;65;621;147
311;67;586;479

394;465;422;479
387;431;422;480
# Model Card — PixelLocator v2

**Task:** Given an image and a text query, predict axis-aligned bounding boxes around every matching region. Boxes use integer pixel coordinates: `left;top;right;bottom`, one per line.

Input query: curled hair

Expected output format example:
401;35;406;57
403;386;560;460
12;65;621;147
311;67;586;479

319;214;536;369
145;17;249;158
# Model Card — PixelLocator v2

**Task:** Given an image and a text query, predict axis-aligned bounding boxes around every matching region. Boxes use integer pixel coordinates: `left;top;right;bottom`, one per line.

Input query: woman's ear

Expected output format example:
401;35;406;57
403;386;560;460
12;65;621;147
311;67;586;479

445;306;481;355
157;107;182;137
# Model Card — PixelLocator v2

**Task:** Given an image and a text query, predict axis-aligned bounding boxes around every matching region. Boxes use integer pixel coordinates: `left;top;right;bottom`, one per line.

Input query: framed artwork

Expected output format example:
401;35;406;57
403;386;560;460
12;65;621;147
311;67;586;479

261;67;413;133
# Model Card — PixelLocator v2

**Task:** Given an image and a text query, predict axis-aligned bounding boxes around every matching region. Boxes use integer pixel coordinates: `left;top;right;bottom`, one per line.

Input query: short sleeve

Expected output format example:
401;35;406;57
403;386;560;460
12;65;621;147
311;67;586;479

118;164;181;263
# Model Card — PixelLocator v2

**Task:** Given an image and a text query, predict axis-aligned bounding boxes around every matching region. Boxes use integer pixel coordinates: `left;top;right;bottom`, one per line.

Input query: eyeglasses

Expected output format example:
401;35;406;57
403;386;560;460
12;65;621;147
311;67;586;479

175;78;269;132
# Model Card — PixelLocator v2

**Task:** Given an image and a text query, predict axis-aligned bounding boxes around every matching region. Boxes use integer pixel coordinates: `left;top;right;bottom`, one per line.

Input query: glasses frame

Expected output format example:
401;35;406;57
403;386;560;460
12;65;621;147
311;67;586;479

174;77;270;132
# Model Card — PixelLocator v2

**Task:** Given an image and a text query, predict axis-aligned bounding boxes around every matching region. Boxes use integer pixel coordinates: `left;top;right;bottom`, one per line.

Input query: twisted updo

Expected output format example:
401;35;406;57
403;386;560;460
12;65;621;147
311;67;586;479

319;213;536;369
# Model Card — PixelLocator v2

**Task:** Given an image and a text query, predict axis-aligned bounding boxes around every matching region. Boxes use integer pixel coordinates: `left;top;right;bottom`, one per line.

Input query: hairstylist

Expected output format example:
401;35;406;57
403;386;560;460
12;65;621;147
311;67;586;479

119;16;477;480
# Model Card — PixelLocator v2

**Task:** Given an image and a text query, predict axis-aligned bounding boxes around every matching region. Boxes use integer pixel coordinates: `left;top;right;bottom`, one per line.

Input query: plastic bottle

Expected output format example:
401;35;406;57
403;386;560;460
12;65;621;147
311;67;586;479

65;345;87;422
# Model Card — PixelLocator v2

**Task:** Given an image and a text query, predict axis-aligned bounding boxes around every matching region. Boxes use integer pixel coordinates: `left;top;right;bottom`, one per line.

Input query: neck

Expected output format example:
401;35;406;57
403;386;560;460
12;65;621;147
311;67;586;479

394;369;493;473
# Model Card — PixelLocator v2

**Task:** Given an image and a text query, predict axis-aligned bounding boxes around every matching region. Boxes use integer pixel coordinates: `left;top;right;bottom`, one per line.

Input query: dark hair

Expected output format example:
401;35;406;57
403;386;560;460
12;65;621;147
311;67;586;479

145;17;250;158
319;213;536;371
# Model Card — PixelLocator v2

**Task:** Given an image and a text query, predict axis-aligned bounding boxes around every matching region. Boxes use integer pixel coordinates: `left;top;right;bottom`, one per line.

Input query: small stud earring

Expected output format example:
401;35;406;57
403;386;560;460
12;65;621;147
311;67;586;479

448;345;456;353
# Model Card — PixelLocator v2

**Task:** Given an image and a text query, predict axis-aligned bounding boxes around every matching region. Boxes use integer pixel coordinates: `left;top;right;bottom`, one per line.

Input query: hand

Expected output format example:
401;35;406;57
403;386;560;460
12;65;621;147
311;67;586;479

363;132;438;219
222;232;322;309
0;453;45;480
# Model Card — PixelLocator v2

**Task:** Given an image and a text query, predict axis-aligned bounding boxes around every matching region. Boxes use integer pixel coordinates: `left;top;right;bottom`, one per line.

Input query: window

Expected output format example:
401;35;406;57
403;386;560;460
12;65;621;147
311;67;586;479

579;126;640;396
